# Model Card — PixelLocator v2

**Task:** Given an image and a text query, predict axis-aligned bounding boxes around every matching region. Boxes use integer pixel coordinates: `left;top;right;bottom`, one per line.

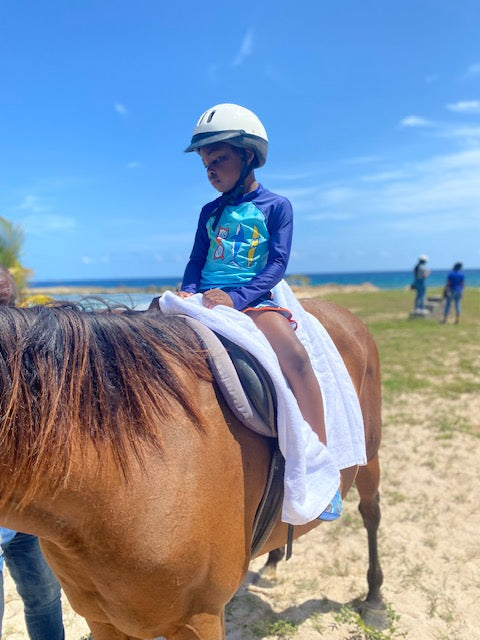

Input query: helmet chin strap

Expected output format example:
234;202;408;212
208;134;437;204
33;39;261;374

211;151;256;231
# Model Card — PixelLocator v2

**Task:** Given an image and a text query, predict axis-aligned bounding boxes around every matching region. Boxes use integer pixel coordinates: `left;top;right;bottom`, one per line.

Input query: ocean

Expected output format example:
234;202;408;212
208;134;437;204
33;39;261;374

30;268;480;291
29;268;480;309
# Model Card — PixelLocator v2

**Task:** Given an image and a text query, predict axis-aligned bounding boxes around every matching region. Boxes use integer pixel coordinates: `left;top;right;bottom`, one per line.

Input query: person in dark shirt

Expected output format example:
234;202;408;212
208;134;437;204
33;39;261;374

441;262;465;324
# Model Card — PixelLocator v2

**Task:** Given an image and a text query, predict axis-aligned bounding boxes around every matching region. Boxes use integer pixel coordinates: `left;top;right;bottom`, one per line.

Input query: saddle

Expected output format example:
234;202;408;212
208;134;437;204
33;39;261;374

180;315;285;558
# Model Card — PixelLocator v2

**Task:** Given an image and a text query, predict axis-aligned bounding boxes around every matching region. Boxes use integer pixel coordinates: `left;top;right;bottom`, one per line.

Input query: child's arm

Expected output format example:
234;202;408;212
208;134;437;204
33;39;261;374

180;209;210;293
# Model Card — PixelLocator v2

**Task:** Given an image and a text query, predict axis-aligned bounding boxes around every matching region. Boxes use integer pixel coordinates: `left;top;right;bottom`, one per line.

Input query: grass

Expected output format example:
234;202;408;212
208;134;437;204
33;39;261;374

332;604;407;640
317;287;480;436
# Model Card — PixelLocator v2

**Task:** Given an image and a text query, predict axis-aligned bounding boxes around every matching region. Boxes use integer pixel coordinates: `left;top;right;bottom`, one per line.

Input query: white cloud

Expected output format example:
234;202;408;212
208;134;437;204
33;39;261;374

464;63;480;79
81;254;110;265
232;27;254;67
13;194;76;235
114;103;128;116
345;155;382;165
357;150;480;226
400;115;433;128
361;170;408;183
17;194;48;213
288;148;480;243
304;212;354;221
319;187;353;206
447;100;480;114
22;214;76;234
436;126;480;144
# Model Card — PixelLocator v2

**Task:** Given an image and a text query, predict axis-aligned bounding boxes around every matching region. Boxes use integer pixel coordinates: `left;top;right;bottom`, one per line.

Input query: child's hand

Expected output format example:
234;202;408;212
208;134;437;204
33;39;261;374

202;289;234;309
177;291;193;298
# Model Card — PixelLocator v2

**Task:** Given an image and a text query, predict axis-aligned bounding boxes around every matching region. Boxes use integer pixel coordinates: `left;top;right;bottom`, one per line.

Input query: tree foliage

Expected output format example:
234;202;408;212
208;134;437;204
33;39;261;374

0;216;33;299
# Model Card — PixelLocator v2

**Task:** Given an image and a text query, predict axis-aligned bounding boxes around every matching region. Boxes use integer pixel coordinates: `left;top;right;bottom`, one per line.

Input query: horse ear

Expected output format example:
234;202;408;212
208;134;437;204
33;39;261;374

148;297;161;310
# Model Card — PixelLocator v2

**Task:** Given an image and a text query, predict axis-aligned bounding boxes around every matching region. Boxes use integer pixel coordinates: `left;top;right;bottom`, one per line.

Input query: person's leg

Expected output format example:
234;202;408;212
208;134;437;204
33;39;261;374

442;295;451;323
414;288;421;310
0;567;5;638
246;309;341;520
454;291;461;323
247;309;327;445
419;284;426;309
415;282;425;310
3;533;64;640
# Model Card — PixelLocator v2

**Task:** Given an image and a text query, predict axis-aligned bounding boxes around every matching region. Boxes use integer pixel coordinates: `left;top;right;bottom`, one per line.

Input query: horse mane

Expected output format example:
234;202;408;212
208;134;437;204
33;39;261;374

0;305;212;509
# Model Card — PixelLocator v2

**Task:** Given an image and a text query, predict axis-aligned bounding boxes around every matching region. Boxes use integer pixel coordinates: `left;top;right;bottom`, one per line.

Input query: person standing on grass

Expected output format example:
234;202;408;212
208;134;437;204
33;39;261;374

178;103;342;521
412;254;431;311
441;262;465;324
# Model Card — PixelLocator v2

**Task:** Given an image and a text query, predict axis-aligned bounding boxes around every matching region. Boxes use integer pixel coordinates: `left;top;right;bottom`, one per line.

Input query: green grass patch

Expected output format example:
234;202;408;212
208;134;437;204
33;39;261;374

316;288;479;429
252;618;299;638
333;603;407;639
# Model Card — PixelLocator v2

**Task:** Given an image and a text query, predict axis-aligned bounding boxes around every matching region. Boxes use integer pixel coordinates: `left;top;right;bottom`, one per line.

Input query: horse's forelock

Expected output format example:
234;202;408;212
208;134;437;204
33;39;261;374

0;305;212;509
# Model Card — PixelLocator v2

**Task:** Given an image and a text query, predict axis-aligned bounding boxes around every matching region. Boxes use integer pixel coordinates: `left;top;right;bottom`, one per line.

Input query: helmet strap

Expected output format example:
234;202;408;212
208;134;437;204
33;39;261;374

211;151;256;231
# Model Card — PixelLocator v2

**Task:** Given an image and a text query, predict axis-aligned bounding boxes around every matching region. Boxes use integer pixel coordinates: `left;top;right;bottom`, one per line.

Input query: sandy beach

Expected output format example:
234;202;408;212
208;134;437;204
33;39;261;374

3;286;479;639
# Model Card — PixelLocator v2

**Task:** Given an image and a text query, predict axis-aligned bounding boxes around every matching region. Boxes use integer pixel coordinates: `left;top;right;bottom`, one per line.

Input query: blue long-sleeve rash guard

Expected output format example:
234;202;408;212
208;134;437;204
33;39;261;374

181;184;293;311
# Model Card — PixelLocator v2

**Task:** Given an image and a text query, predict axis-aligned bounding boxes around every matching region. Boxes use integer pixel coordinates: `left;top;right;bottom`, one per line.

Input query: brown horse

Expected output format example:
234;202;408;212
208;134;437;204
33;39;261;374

0;299;384;639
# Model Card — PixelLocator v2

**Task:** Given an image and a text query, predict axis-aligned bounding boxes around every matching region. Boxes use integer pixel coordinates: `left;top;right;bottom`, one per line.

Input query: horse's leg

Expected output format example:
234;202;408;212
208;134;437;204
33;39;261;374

355;453;387;629
251;546;285;586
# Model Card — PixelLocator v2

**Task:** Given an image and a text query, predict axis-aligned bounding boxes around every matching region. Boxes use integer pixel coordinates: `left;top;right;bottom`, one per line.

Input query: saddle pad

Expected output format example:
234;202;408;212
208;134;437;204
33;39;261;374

181;316;276;438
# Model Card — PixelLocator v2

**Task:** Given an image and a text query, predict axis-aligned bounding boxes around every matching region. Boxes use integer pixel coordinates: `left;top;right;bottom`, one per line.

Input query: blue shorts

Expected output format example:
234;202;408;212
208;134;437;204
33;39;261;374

242;292;297;330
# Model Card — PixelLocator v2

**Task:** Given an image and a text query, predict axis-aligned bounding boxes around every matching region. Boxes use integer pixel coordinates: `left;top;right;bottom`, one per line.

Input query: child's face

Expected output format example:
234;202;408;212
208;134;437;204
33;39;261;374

200;143;244;193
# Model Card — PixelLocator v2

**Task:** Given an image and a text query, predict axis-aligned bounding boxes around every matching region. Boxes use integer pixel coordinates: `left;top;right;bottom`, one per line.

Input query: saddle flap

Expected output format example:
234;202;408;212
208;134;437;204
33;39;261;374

181;316;277;438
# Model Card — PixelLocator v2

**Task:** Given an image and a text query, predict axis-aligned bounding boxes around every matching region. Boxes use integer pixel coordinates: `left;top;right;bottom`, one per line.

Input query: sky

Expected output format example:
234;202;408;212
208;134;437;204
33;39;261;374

1;0;480;282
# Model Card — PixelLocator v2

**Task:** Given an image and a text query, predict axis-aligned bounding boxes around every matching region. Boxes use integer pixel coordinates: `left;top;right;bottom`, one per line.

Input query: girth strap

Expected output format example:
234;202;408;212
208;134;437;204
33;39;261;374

251;444;284;558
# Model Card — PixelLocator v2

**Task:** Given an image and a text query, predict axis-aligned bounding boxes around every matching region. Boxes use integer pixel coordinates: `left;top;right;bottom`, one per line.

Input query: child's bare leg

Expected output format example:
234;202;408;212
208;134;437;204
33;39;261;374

246;309;327;446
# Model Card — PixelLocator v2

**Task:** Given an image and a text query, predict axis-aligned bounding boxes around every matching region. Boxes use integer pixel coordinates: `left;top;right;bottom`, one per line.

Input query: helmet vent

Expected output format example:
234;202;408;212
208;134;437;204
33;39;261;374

206;110;216;123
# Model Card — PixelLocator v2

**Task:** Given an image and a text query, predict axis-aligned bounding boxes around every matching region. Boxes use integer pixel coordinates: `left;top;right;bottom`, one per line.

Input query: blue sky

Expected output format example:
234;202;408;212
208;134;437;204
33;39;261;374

1;0;479;282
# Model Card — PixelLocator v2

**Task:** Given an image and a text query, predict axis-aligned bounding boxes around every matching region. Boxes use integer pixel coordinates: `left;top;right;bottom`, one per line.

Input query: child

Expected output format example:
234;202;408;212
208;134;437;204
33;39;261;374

178;103;341;521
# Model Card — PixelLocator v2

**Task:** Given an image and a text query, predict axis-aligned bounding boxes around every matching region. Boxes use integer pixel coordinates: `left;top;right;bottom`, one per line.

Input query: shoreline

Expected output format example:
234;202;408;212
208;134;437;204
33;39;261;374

26;282;382;297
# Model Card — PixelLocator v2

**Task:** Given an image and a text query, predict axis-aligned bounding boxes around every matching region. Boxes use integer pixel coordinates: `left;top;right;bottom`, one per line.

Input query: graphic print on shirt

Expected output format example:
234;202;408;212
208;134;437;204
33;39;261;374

247;225;259;266
230;224;245;267
213;226;228;261
200;200;272;290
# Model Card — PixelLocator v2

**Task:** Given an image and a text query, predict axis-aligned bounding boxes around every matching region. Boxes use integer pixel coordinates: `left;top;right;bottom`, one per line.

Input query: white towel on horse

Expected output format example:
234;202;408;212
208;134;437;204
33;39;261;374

158;280;366;525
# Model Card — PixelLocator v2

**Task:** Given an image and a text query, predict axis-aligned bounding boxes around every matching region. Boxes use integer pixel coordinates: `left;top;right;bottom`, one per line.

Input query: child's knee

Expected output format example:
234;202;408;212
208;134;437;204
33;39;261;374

283;341;310;376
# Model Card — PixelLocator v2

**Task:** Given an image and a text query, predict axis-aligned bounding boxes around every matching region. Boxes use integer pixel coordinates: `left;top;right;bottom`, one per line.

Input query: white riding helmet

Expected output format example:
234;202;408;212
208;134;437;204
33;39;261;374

184;103;268;168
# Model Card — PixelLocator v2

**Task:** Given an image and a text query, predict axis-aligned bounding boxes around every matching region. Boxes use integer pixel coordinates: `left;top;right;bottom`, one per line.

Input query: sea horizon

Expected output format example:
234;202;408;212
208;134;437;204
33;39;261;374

29;267;480;291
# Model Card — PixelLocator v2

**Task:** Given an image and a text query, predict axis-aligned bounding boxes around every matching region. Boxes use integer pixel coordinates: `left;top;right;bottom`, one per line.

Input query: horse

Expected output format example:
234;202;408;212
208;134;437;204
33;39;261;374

0;298;384;639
